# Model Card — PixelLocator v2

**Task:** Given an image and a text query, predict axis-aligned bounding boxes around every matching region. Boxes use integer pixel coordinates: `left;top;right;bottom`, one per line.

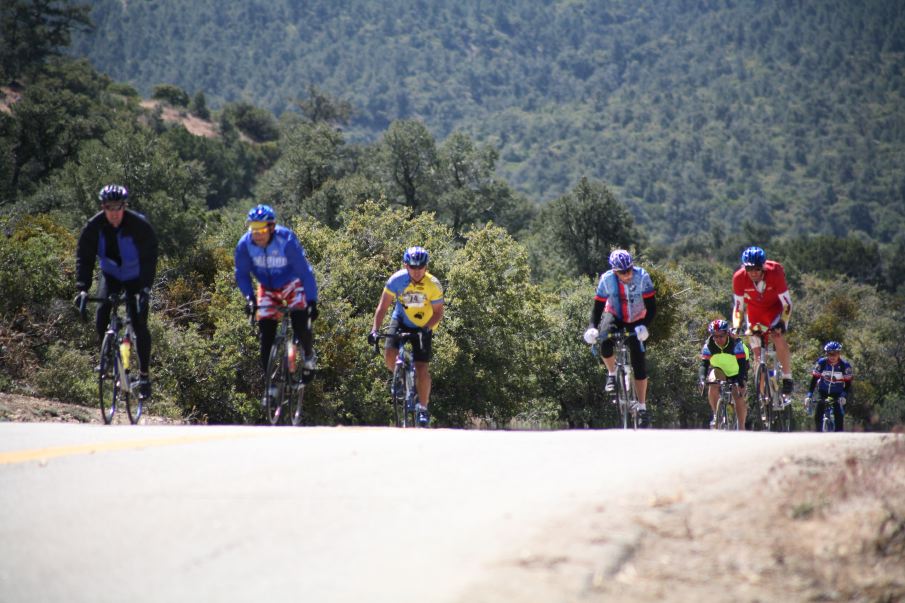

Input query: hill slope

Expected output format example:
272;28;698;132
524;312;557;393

71;0;905;246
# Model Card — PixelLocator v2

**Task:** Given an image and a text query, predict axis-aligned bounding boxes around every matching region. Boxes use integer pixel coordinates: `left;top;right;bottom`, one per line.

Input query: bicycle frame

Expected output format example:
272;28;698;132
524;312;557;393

597;329;640;430
749;325;792;432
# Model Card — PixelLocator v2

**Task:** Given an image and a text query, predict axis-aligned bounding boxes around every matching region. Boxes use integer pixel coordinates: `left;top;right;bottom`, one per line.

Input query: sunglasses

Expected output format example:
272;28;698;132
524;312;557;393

615;268;633;275
248;221;271;234
745;266;764;273
713;331;729;337
102;202;125;211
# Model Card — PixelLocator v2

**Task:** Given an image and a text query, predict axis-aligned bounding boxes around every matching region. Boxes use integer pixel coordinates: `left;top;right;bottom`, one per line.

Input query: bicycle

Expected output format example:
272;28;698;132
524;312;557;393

88;293;145;425
810;393;843;433
255;305;307;426
372;329;424;428
712;379;739;431
595;328;641;430
748;324;793;432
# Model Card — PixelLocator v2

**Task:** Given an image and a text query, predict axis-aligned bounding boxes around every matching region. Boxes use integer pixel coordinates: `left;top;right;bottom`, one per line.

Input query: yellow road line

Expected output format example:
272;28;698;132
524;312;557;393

0;432;257;466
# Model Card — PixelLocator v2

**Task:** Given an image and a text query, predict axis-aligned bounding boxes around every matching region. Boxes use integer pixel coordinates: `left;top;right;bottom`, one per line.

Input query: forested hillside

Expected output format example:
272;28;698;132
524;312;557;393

2;1;903;430
71;0;905;247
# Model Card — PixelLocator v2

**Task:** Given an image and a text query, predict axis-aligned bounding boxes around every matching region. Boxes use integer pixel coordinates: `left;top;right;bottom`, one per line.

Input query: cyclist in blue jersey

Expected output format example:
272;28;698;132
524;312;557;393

75;184;158;400
805;341;853;432
369;246;445;427
235;204;319;401
583;249;656;428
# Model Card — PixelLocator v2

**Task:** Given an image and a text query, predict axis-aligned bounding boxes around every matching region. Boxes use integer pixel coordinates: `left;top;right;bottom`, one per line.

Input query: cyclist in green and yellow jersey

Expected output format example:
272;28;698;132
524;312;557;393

699;319;750;429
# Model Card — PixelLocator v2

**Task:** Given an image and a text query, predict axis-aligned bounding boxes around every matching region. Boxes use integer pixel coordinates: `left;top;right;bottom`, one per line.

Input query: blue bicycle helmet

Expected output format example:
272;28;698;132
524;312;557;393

708;319;730;334
824;341;843;353
741;246;766;267
98;184;128;203
247;204;276;223
608;249;633;271
403;246;429;267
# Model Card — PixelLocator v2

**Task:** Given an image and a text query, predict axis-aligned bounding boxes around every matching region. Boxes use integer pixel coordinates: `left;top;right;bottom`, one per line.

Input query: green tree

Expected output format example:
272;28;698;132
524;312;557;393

538;177;641;278
376;119;439;211
151;83;190;107
255;118;348;216
0;0;92;81
294;84;352;125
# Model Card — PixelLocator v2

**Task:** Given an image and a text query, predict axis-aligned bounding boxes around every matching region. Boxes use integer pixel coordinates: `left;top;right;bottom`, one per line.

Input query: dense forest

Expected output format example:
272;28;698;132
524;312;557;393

1;0;903;430
69;0;905;250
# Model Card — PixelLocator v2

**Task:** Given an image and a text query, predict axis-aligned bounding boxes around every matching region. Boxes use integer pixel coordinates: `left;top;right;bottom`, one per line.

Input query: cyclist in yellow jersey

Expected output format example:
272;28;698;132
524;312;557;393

368;246;444;426
699;319;750;429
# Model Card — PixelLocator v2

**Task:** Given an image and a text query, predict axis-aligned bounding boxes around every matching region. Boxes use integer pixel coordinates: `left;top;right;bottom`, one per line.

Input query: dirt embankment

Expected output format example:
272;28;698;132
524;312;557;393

0;392;183;425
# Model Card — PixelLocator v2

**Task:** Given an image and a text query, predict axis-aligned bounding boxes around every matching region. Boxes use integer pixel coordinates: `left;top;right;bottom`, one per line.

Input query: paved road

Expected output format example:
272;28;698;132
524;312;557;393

0;423;885;602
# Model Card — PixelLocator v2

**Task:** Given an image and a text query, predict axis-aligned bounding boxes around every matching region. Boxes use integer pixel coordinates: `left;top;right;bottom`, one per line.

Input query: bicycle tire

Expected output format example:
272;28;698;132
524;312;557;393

265;336;288;425
821;399;836;432
715;390;729;430
751;364;765;431
391;362;406;428
124;341;142;425
98;333;118;424
616;366;631;429
405;363;419;428
290;379;304;427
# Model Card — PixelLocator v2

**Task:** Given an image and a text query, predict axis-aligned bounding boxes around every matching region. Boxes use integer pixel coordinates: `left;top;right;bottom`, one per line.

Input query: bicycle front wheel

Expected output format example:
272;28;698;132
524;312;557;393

264;336;288;425
124;346;142;425
715;394;729;430
98;333;118;424
753;364;771;431
391;363;406;428
616;367;633;429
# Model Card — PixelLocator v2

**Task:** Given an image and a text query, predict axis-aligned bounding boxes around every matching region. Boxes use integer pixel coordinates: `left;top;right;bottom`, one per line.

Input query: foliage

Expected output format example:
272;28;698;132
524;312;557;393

535;177;641;278
1;0;92;81
70;0;905;253
151;83;189;107
221;101;280;143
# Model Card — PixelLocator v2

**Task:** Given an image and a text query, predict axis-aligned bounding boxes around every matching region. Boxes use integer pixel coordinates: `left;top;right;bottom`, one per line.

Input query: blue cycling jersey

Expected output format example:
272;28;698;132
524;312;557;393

234;225;318;301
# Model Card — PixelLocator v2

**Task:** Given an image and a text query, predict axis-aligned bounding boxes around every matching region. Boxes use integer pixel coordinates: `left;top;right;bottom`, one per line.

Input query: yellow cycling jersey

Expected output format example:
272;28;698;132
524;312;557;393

384;269;444;328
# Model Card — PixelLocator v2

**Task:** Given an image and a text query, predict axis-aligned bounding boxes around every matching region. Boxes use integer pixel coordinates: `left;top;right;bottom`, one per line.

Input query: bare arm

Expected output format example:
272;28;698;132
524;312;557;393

425;302;444;331
371;290;395;332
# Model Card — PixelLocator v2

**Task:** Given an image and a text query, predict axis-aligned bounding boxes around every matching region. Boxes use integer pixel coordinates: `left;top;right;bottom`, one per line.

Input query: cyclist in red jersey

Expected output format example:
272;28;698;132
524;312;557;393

731;246;794;394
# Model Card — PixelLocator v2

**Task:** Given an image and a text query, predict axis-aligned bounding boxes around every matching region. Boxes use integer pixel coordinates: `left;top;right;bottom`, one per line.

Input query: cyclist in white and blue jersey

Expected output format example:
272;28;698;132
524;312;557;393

583;249;656;427
805;341;853;432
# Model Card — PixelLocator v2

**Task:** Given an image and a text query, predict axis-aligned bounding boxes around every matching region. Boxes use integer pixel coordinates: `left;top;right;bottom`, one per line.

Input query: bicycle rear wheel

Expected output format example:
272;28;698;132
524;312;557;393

265;336;288;425
98;333;118;424
391;363;406;428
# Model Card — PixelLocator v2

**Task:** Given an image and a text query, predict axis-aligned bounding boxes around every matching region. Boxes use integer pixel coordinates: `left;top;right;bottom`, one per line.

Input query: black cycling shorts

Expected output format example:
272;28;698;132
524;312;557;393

384;318;433;362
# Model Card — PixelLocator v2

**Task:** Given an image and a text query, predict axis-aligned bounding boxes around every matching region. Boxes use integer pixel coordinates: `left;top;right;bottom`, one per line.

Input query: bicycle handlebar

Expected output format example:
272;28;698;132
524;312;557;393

371;329;424;354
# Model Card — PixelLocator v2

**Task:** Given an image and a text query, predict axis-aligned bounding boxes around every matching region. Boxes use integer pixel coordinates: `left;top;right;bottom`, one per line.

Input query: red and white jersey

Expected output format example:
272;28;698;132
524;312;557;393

732;260;792;332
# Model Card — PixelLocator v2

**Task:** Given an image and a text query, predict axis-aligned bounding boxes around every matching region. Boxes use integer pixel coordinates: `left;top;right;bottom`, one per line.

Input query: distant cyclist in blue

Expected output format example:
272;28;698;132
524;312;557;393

805;341;853;432
369;246;445;427
583;249;656;427
235;204;319;397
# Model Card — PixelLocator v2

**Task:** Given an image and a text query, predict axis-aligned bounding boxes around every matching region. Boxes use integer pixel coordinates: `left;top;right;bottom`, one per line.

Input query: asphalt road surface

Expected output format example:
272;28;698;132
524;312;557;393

0;423;885;602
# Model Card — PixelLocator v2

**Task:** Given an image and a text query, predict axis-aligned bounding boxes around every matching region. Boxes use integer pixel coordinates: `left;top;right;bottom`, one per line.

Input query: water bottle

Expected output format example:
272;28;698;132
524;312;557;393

119;336;131;371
